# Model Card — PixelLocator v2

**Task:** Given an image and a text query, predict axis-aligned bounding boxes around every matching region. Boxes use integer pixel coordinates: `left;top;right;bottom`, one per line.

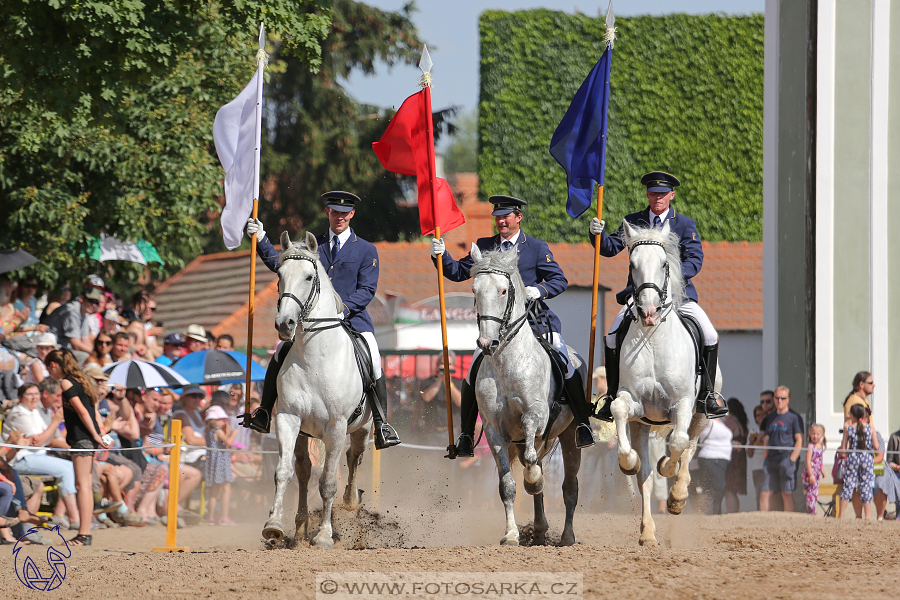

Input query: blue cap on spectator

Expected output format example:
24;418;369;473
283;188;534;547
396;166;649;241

164;333;184;346
182;387;205;398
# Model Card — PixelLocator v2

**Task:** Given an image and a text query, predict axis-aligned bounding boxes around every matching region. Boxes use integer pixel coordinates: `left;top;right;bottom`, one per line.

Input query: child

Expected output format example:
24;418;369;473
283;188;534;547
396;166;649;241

204;406;236;525
839;403;879;519
803;424;827;515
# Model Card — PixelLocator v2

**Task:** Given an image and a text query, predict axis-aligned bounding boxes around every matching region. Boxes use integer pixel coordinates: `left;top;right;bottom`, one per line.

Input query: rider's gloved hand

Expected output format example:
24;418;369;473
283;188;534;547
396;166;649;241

430;238;445;257
246;218;266;241
589;218;605;236
524;286;541;301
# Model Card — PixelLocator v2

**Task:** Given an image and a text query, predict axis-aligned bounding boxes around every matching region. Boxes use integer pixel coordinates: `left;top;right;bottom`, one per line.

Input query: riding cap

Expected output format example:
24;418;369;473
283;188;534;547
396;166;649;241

489;195;527;216
322;191;360;213
641;171;681;193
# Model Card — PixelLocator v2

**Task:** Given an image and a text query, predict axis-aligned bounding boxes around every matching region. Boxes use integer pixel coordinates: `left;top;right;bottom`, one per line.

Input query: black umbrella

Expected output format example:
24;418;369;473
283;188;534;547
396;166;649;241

0;249;38;275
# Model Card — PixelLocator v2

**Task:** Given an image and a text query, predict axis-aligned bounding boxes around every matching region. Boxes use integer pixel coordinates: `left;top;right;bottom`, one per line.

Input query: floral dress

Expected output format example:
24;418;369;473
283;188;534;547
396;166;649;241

204;427;233;487
840;424;875;503
803;443;824;514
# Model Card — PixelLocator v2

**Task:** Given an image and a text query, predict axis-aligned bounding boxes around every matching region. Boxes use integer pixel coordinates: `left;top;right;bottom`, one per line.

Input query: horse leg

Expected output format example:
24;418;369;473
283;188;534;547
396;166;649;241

658;398;693;479
668;413;707;515
521;413;543;496
264;412;302;540
612;390;640;475
343;426;369;511
485;428;519;546
630;421;657;546
294;437;312;539
532;493;548;546
312;423;346;548
558;419;581;547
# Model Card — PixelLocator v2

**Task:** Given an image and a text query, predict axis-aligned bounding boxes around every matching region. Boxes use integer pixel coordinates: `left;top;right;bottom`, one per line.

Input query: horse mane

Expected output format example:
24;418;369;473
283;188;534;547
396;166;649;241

470;248;526;300
278;241;344;315
626;225;687;308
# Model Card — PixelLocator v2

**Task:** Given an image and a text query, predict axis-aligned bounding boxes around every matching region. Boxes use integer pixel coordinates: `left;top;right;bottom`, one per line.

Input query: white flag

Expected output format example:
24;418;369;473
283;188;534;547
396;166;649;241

213;26;265;250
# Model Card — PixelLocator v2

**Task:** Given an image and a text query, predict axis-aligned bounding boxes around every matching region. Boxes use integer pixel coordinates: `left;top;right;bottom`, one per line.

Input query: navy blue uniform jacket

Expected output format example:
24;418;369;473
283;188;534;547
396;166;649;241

257;229;378;333
436;232;568;334
591;207;704;305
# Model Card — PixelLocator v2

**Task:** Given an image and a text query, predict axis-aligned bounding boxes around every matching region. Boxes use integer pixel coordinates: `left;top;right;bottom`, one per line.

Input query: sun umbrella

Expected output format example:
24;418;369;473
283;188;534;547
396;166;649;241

171;349;266;385
0;249;38;275
86;235;164;266
102;359;190;390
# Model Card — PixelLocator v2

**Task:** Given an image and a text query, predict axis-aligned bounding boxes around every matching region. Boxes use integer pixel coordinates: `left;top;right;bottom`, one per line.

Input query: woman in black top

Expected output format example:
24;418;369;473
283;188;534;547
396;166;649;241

45;349;109;546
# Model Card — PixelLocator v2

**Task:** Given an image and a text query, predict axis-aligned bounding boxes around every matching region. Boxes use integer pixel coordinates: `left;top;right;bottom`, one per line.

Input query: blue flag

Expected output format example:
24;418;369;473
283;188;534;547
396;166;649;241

549;48;612;218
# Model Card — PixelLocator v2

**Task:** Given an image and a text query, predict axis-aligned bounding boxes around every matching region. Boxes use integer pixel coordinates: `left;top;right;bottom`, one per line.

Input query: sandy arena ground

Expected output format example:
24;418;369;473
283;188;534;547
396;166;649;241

3;447;898;599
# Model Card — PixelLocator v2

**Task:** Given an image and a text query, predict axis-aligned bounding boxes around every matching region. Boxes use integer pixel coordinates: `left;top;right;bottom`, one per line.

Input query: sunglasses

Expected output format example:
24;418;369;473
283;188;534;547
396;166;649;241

865;380;874;385
147;306;157;312
775;396;789;400
85;298;100;306
21;282;38;288
98;340;112;346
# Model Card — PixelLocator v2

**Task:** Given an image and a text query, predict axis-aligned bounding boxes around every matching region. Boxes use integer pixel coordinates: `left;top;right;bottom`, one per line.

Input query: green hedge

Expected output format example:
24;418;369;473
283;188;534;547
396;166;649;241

478;10;764;242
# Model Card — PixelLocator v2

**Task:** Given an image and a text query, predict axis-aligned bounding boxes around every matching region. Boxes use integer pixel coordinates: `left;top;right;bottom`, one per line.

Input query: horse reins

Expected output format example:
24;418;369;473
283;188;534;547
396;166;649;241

474;269;531;347
278;254;343;333
627;239;671;320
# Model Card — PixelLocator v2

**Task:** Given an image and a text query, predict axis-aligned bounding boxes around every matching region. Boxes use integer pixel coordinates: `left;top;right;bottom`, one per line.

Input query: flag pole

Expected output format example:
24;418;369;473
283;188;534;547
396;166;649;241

245;23;266;416
418;49;456;457
586;185;604;399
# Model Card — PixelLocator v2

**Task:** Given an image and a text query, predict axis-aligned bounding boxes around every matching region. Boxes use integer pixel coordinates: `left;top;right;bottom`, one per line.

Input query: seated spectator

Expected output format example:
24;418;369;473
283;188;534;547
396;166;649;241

1;383;79;527
44;287;102;355
102;309;128;335
126;320;153;361
215;334;235;351
877;423;900;521
140;298;163;358
11;278;43;332
184;325;208;354
23;333;58;384
121;290;150;324
37;379;68;450
172;387;206;508
156;334;184;367
84;332;113;368
1;433;49;544
39;285;72;320
110;331;132;363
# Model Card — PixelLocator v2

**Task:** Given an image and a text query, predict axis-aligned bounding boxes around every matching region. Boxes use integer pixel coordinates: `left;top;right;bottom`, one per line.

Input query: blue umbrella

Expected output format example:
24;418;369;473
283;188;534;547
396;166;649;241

170;349;266;385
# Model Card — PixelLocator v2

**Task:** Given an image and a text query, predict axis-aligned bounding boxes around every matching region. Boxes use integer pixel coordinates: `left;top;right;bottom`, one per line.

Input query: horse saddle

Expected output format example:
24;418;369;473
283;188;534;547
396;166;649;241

340;321;374;425
533;334;566;440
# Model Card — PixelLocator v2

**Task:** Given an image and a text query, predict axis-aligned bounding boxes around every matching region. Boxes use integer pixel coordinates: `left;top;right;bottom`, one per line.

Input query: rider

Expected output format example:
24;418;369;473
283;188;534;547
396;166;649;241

241;191;402;450
430;195;596;455
590;171;727;421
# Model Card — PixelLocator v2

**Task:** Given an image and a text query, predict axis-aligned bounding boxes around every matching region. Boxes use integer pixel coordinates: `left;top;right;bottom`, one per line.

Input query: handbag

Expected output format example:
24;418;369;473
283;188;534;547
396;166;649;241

831;455;846;483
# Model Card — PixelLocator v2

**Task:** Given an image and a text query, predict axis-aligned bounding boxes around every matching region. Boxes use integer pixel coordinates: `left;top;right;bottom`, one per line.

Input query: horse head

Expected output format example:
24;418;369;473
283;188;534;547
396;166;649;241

623;220;685;327
275;231;321;341
470;243;524;356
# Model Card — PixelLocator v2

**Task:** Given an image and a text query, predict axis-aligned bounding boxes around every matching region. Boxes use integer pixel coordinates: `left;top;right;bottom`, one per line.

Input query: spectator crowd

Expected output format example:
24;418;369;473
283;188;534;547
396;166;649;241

0;275;266;546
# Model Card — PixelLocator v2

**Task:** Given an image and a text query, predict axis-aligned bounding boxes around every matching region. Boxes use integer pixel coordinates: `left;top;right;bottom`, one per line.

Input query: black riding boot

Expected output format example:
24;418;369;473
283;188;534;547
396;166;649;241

242;342;292;433
454;354;484;457
370;376;401;449
697;343;728;418
594;345;618;422
563;370;596;449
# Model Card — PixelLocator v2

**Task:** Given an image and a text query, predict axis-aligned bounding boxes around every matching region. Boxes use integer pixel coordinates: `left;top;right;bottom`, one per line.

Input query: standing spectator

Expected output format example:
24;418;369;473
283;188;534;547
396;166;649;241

110;332;132;362
44;349;110;546
156;333;184;367
215;334;235;351
203;405;236;525
843;371;873;421
44;287;102;354
759;385;804;512
84;332;113;368
876;423;900;521
839;403;878;519
803;424;826;515
23;333;58;384
693;417;733;515
723;398;749;513
184;325;207;354
759;390;775;418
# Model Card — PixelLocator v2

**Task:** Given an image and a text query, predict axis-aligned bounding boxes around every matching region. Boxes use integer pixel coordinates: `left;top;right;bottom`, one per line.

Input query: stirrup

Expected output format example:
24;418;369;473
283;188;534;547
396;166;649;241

698;390;728;419
593;394;614;422
374;423;401;450
575;423;596;449
455;433;475;457
242;408;271;433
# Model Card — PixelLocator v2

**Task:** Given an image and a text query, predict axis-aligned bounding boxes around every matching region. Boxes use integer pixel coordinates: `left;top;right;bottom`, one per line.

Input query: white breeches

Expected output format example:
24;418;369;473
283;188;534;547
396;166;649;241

605;301;718;349
467;331;573;383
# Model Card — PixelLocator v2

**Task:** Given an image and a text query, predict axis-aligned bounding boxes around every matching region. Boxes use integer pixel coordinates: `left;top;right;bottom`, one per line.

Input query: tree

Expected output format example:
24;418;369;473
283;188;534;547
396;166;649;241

443;109;478;174
0;0;331;289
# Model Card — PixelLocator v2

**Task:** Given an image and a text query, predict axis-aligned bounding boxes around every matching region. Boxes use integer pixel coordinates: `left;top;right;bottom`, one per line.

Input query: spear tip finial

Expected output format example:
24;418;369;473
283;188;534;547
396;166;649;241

418;45;433;89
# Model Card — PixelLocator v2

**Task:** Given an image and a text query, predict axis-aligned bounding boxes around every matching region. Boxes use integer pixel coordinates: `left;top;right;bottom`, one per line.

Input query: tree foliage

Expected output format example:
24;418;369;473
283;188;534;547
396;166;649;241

0;0;330;288
443;109;478;174
479;10;764;242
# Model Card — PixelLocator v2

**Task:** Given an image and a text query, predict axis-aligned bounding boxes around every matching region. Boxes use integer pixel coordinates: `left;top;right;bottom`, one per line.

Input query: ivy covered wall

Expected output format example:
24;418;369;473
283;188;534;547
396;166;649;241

478;10;764;242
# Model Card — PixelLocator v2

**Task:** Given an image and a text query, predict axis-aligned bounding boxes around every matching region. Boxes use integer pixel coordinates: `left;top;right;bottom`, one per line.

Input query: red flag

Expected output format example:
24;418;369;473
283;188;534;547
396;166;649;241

373;90;465;236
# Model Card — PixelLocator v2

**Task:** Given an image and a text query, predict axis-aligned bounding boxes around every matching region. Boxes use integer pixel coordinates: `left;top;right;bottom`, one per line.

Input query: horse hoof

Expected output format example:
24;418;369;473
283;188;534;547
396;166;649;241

619;463;639;476
667;497;686;515
559;532;576;547
295;520;309;539
523;478;544;496
639;537;659;547
312;533;335;548
500;536;520;547
262;521;285;540
657;456;668;476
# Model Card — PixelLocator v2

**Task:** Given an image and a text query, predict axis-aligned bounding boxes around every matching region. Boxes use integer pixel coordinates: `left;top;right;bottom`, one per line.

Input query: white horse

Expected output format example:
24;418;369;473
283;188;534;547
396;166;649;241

470;245;583;546
610;221;722;546
263;231;372;548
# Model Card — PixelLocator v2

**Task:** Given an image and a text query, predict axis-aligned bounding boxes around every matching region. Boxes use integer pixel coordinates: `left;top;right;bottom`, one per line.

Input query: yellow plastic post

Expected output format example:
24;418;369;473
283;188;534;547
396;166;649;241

153;419;189;552
371;443;381;511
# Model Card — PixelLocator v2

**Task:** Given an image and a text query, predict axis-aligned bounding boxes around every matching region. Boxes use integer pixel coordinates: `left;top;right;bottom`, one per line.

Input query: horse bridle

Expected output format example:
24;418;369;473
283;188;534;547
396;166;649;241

474;269;530;348
628;239;671;320
278;254;342;333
